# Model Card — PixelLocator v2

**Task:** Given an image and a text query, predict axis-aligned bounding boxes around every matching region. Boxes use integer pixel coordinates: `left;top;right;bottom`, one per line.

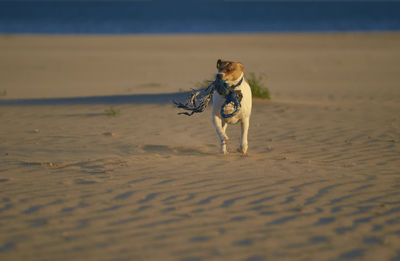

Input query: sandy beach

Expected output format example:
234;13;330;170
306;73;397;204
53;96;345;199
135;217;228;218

0;33;400;261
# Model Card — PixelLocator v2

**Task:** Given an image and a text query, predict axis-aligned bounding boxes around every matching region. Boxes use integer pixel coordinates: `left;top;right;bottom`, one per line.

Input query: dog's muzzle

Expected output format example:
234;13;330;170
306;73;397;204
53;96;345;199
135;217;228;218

216;73;224;79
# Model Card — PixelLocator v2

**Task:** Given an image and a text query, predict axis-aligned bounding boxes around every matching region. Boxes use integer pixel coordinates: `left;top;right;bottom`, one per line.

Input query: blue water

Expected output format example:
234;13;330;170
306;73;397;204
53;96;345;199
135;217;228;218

0;1;399;34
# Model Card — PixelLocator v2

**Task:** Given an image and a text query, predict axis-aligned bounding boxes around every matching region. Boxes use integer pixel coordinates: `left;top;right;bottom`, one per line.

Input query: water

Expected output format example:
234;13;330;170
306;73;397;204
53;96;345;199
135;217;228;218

0;0;399;34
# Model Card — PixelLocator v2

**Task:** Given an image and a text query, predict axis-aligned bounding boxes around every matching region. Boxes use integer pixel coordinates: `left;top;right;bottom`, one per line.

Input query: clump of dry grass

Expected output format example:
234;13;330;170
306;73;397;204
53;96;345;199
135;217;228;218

105;107;120;117
247;72;270;99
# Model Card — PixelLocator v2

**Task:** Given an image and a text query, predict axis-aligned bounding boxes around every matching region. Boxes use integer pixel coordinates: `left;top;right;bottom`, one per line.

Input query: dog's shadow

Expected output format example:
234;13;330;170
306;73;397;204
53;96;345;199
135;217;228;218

139;144;252;157
140;144;217;156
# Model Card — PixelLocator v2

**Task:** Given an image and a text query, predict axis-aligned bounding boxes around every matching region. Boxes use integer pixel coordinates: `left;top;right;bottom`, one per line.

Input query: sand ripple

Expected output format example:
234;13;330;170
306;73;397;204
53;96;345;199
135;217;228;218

1;33;400;261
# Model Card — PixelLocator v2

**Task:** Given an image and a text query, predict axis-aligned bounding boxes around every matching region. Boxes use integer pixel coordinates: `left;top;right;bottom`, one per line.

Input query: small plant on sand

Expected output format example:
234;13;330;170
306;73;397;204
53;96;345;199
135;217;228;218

105;107;120;117
196;72;270;99
247;72;270;100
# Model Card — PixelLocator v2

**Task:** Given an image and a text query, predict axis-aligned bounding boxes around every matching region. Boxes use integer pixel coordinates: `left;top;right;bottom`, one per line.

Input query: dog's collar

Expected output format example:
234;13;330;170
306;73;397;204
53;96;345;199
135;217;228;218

230;76;244;89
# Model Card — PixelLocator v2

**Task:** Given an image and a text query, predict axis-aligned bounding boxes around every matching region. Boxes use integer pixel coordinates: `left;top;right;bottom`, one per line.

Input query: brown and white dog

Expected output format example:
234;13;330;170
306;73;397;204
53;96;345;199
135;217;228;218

213;59;252;155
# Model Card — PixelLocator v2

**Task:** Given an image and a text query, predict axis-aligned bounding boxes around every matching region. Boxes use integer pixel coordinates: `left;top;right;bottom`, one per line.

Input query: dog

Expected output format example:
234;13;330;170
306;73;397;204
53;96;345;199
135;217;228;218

212;59;252;155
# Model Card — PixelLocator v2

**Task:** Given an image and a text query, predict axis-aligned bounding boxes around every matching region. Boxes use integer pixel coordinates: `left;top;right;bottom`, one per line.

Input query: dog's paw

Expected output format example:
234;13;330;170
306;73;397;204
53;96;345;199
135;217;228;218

237;149;248;156
237;146;248;156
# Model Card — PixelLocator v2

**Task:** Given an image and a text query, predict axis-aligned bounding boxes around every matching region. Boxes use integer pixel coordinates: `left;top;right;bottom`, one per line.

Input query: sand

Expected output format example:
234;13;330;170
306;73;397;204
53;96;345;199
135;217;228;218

0;33;400;261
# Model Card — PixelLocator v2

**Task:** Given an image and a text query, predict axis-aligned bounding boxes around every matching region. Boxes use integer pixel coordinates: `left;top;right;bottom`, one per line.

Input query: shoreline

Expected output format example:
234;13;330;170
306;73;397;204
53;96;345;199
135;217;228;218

2;30;400;36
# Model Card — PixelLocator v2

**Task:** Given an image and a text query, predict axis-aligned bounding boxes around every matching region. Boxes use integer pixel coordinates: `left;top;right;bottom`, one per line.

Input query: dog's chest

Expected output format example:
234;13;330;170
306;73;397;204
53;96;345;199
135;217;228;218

212;82;251;124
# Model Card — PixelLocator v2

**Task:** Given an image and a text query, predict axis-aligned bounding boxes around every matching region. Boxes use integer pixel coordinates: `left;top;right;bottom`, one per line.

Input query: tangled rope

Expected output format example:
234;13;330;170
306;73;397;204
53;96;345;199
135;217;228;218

174;77;243;118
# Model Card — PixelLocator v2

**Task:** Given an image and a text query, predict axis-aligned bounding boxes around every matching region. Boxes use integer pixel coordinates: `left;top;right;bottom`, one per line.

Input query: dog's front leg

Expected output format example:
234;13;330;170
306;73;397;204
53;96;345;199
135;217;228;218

213;115;229;154
240;117;250;155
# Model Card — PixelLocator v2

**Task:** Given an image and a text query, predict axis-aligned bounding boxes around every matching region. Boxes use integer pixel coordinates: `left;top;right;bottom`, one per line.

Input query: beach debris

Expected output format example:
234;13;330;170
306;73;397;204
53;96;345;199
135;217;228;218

173;77;242;118
103;132;115;137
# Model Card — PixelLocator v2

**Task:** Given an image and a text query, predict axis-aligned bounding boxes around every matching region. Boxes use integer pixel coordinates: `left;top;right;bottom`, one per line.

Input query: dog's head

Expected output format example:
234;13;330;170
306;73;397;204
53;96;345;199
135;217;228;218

216;59;244;82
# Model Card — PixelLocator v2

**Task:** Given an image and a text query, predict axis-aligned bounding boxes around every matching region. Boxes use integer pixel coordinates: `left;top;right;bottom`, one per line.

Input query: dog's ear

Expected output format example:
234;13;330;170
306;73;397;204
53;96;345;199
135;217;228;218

239;62;244;72
217;59;222;69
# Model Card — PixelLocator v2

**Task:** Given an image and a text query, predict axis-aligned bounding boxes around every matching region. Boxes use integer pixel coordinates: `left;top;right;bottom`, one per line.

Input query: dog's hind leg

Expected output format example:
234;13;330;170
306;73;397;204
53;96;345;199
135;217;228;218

213;115;229;154
239;117;249;155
